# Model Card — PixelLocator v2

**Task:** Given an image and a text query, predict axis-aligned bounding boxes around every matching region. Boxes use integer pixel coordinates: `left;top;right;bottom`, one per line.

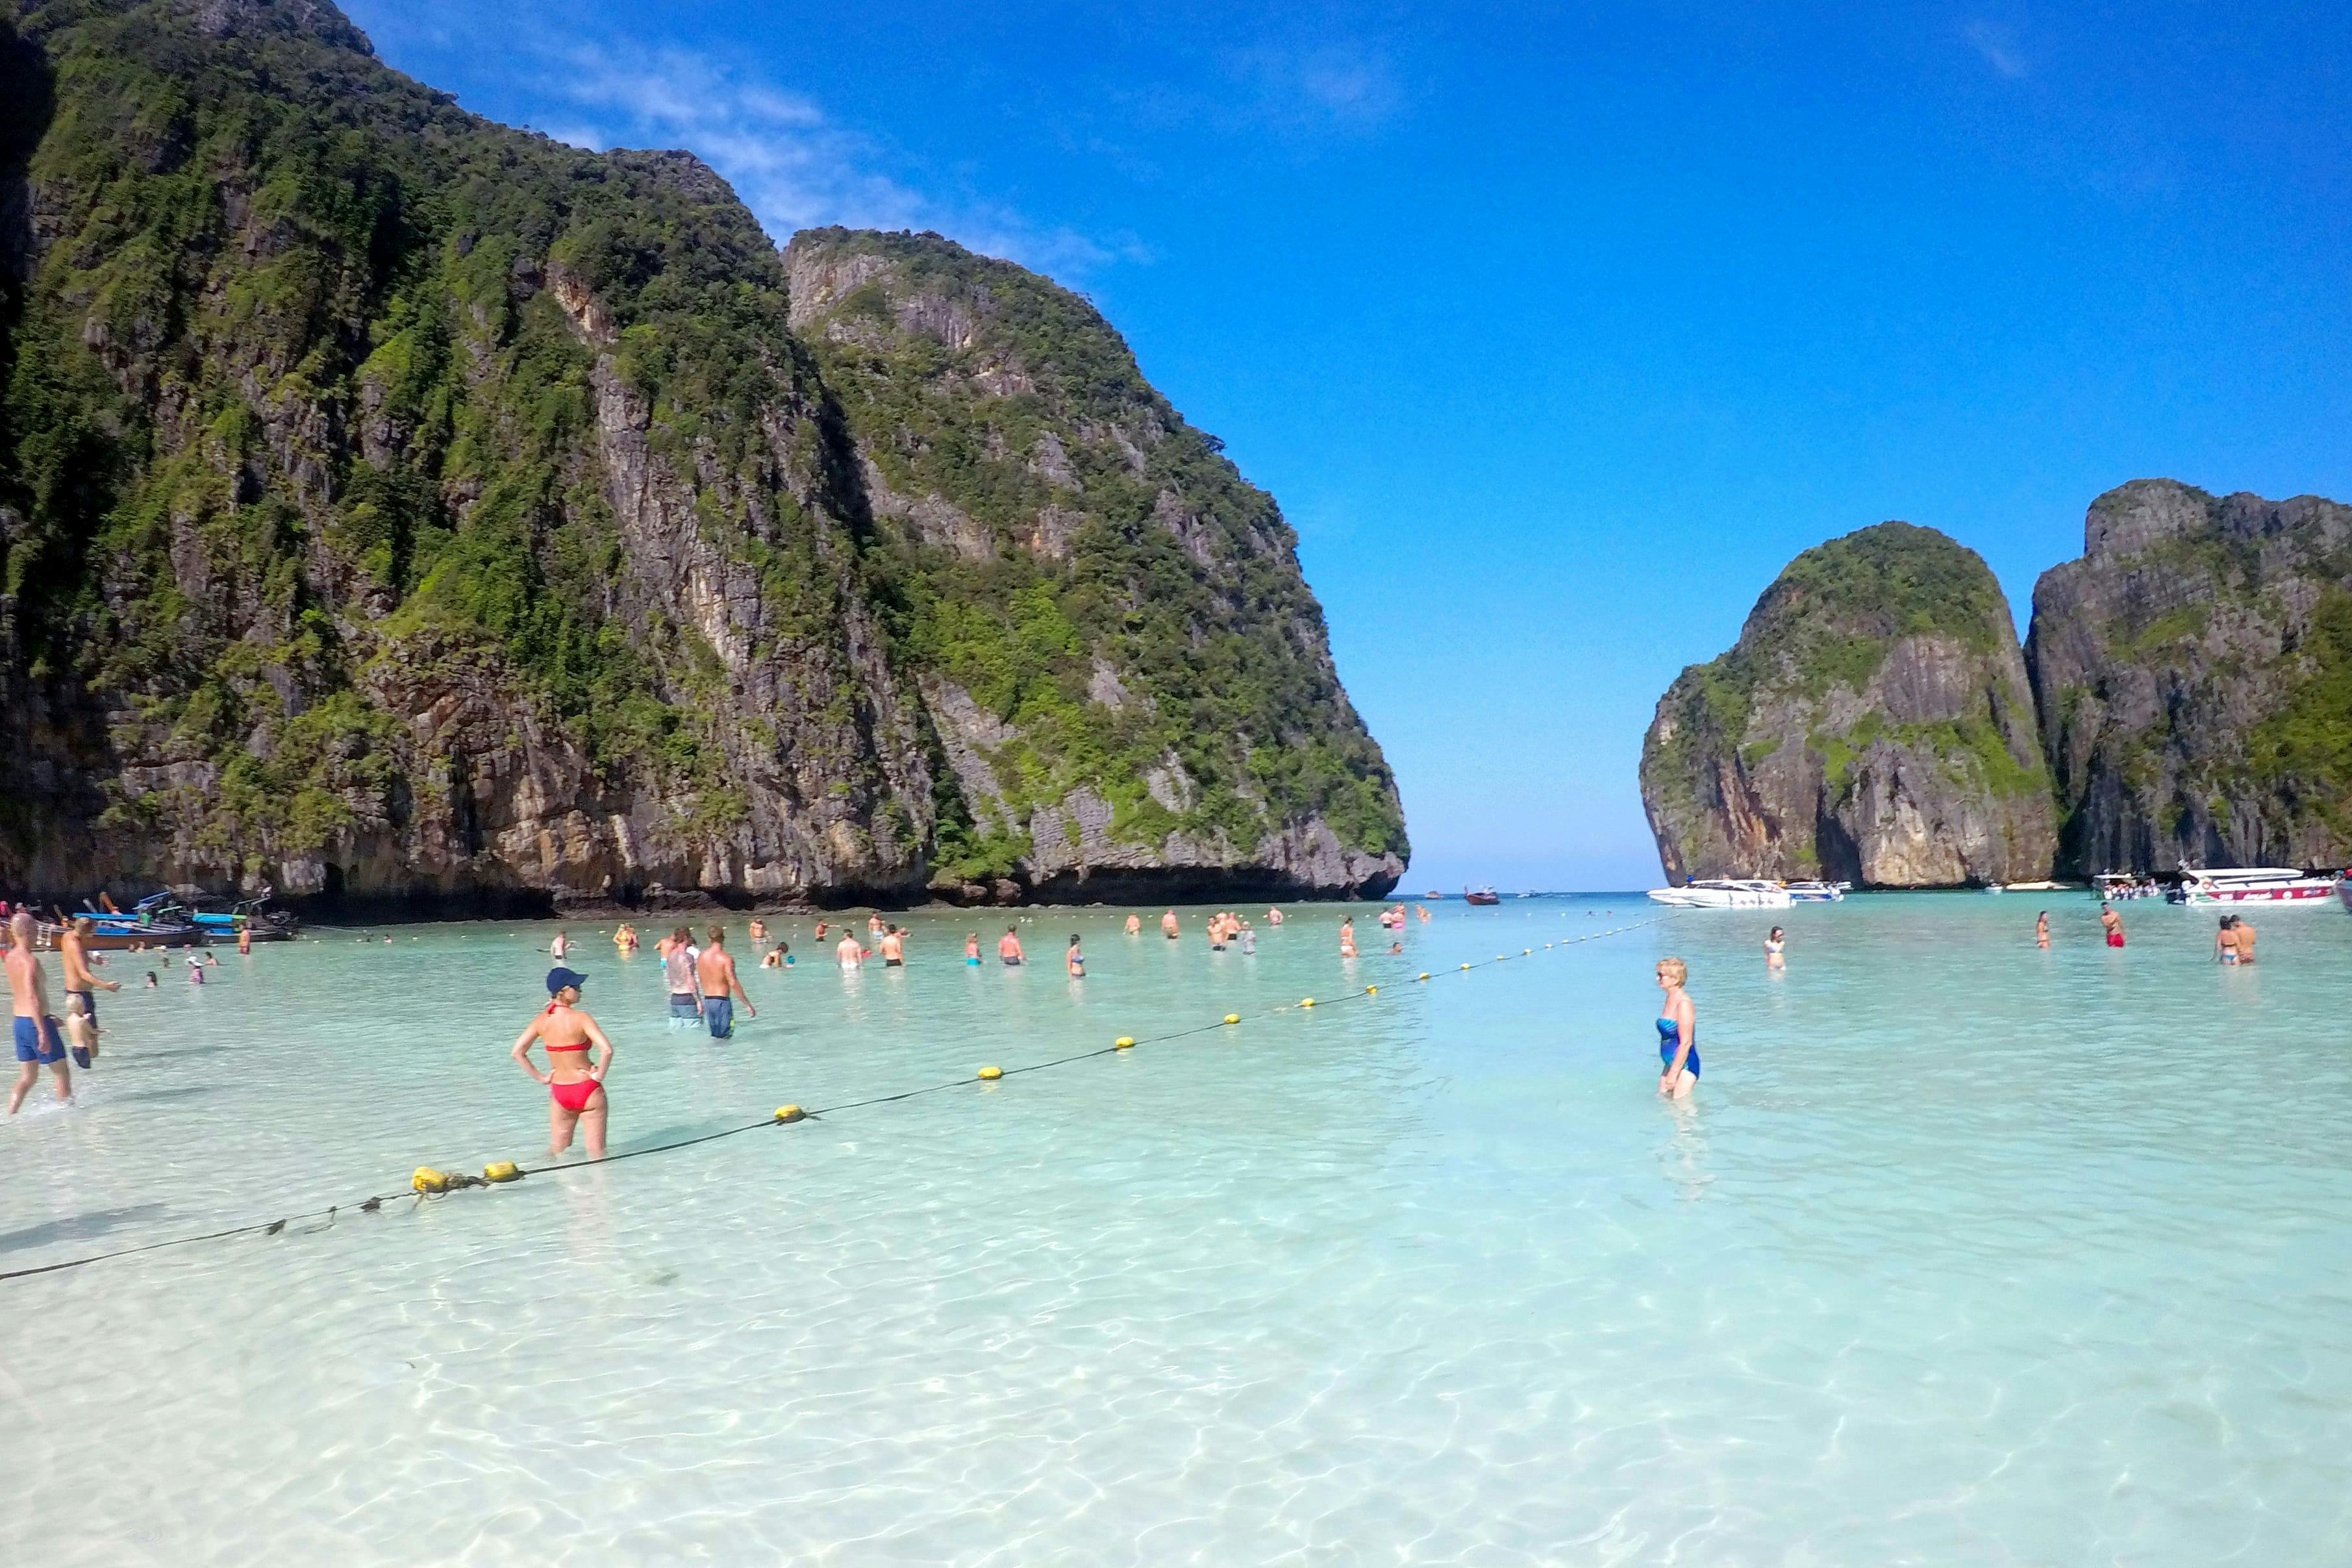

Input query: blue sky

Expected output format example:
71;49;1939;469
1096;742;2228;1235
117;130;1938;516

345;1;2352;890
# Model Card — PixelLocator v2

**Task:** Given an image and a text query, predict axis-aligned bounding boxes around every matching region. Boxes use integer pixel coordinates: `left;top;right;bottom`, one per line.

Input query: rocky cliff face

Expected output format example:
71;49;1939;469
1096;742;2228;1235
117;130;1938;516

0;0;1402;910
2025;479;2352;873
1640;522;2056;887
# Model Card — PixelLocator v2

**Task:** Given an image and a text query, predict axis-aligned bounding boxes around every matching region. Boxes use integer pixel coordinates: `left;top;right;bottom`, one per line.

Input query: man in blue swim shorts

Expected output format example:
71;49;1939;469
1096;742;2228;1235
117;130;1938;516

694;925;755;1039
6;911;73;1114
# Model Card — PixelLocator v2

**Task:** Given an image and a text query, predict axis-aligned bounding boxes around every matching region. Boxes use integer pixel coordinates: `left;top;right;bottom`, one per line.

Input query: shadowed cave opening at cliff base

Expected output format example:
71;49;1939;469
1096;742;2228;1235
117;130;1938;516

1641;483;2352;889
0;0;1405;913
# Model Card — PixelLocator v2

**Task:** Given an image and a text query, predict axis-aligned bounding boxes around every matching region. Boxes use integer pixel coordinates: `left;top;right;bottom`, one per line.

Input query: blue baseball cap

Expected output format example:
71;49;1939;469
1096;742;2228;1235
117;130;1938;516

546;966;590;995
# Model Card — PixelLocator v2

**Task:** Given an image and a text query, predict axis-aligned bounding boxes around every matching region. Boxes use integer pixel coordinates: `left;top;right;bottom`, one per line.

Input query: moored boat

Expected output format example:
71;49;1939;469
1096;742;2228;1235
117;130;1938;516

2168;867;2342;906
1647;878;1794;909
1462;886;1501;906
1784;880;1844;902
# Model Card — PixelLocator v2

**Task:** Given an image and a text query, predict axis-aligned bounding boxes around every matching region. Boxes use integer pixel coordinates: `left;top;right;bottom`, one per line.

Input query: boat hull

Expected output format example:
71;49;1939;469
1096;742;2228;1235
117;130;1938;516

2177;884;2338;906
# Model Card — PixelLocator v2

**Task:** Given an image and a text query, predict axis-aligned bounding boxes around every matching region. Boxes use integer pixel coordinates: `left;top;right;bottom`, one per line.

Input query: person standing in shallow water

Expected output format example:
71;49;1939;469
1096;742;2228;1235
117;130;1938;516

1655;956;1699;1099
2036;911;2050;949
1124;914;1140;937
696;927;755;1038
999;926;1025;966
1763;927;1785;969
512;966;610;1159
1338;917;1357;958
1066;935;1085;978
2100;903;2125;948
7;910;71;1114
1161;910;1179;941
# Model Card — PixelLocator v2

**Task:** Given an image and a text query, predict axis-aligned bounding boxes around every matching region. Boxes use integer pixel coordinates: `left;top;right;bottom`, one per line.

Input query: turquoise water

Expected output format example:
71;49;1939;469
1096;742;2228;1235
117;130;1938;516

5;893;2351;1564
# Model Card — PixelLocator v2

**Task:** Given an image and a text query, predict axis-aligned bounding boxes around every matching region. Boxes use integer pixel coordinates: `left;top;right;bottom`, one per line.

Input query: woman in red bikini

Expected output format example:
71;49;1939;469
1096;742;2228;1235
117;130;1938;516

511;966;613;1159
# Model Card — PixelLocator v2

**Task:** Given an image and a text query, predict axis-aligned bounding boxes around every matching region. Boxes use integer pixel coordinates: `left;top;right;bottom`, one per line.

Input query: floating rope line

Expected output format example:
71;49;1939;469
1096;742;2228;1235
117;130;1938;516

0;912;1680;1285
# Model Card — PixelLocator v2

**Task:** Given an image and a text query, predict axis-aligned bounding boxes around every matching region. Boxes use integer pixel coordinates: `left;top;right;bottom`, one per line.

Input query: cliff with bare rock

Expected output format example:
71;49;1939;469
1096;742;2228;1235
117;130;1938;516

1640;523;2057;887
0;0;1403;911
2025;479;2352;874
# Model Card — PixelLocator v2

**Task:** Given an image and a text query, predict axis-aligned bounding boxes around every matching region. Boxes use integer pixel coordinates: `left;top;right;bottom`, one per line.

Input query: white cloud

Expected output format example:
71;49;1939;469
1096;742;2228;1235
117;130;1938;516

534;40;1120;276
1225;38;1404;134
1962;19;2032;79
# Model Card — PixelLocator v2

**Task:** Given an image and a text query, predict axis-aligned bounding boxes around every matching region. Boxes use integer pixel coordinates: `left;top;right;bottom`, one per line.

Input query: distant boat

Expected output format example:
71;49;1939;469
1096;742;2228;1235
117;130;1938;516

2170;867;2340;906
1647;879;1793;909
2003;880;2069;892
1463;886;1501;906
1423;890;1443;899
1784;880;1844;902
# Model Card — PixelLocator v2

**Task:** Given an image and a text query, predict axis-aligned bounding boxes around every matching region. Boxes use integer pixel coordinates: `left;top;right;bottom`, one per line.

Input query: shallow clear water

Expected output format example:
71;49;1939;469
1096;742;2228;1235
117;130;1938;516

5;892;2351;1565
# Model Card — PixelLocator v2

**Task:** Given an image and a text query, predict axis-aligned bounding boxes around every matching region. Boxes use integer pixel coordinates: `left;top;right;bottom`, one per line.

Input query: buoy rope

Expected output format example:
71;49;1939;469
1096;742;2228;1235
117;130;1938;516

0;912;1678;1284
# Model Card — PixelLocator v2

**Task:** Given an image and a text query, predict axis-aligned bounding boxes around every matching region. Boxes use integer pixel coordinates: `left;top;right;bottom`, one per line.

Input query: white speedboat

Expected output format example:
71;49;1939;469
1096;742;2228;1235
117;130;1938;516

1647;878;1794;909
2169;867;2342;906
1784;880;1844;902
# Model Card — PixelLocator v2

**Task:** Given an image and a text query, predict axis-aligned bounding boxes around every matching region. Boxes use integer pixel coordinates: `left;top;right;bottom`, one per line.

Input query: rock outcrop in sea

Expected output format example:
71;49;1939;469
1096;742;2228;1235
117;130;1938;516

0;0;1403;910
2025;479;2352;874
1640;522;2057;887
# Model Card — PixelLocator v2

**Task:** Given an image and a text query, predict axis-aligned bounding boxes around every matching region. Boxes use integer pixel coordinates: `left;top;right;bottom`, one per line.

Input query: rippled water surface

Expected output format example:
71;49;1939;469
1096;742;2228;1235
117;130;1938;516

6;893;2352;1565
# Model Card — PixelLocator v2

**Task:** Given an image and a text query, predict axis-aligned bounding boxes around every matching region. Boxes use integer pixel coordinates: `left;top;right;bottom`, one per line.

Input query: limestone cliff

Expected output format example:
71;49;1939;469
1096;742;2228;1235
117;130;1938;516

1641;522;2056;886
2025;479;2352;873
0;0;1402;910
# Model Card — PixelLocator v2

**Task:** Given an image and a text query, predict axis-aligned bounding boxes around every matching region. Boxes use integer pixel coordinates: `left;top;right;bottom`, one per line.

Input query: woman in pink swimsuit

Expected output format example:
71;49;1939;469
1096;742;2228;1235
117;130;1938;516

511;966;613;1158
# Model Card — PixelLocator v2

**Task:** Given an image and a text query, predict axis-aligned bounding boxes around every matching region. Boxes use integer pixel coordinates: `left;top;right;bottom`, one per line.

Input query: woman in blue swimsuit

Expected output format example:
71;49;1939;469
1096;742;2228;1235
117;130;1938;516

1655;956;1698;1097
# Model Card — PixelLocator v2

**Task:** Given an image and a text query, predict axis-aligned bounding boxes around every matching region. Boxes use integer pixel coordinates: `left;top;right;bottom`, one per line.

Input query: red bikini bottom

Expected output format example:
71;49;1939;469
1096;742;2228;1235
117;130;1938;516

550;1077;605;1113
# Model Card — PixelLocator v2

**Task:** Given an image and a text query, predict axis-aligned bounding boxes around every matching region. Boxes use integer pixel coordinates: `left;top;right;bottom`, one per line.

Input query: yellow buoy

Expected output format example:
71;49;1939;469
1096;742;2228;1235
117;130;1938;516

1523;948;1532;955
411;1167;450;1194
773;1105;806;1123
977;1065;1003;1080
1418;972;1430;981
1300;997;1316;1008
483;1161;521;1183
1222;1014;1240;1025
1114;1036;1135;1049
1460;962;1472;970
1365;985;1377;995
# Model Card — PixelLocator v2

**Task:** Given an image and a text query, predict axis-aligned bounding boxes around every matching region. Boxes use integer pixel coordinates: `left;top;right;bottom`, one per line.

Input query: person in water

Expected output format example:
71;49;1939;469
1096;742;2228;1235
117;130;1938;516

836;932;863;968
1764;927;1785;969
1238;921;1256;956
6;911;71;1114
236;921;251;956
1267;908;1285;926
59;917;118;1064
1066;935;1085;978
813;919;828;943
747;917;766;947
659;925;701;1025
143;971;158;989
2035;910;2050;949
549;929;569;961
880;925;905;967
2100;902;2125;948
512;966;611;1159
2215;915;2239;964
999;926;1025;966
1655;956;1699;1099
964;932;981;965
761;941;792;969
695;927;755;1038
2234;915;2257;964
1161;910;1179;941
186;953;205;984
1338;917;1357;958
1124;914;1141;937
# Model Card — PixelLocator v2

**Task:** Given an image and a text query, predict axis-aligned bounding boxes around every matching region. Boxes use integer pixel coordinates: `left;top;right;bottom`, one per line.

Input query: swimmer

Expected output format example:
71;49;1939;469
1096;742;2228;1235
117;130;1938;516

2036;910;2050;949
1338;917;1357;959
760;941;789;969
1267;908;1284;926
2234;915;2257;964
837;932;863;968
964;932;981;965
1764;926;1785;969
1066;935;1085;978
512;966;610;1159
658;925;701;1025
1125;914;1141;937
998;926;1024;966
748;917;766;946
1655;956;1699;1099
6;912;71;1113
186;953;205;985
1416;904;1429;923
59;917;119;1062
2100;902;2125;948
2216;915;2238;965
1388;940;1402;954
208;950;221;964
143;971;158;989
813;919;828;943
549;929;569;961
1161;910;1179;941
880;925;905;967
695;927;755;1038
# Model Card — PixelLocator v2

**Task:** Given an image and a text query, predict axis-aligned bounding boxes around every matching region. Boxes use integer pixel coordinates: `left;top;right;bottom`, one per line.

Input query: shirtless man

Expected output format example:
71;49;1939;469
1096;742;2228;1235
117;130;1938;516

1124;914;1141;937
60;917;119;1066
2099;903;2125;948
748;917;767;947
658;925;701;1025
6;911;70;1114
1267;908;1284;927
695;927;755;1039
549;929;569;962
836;932;864;968
879;925;906;967
1160;909;1179;941
2232;915;2257;964
511;966;611;1158
999;926;1025;965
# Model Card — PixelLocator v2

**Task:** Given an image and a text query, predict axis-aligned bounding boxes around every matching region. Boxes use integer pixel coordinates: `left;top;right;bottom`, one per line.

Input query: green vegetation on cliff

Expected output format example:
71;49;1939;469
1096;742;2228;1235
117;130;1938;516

790;228;1404;879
